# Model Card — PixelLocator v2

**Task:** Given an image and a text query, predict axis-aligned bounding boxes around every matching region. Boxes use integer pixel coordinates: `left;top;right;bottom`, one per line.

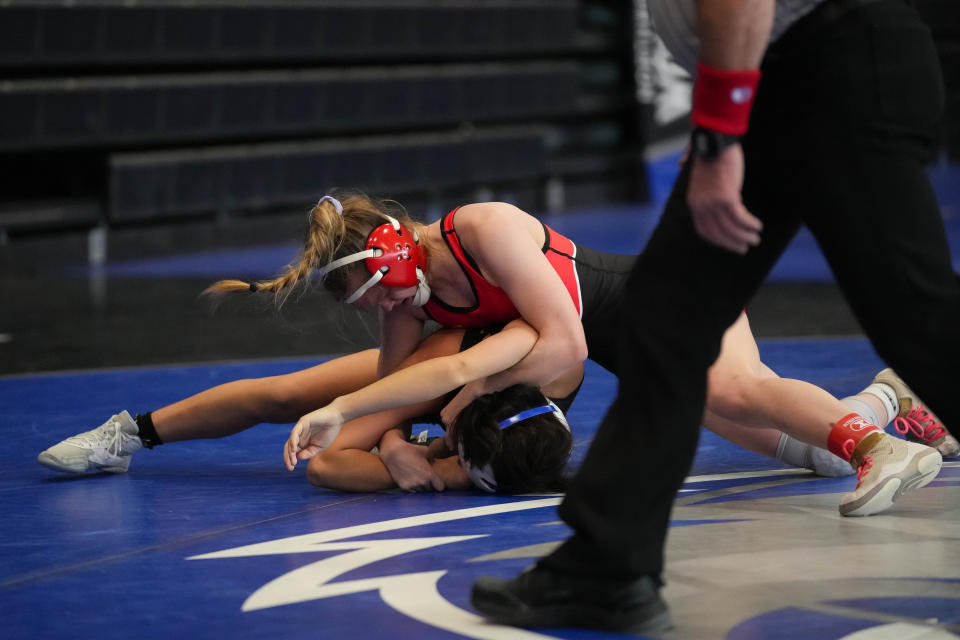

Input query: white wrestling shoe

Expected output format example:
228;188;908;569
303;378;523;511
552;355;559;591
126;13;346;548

873;368;959;459
38;411;143;474
839;434;942;517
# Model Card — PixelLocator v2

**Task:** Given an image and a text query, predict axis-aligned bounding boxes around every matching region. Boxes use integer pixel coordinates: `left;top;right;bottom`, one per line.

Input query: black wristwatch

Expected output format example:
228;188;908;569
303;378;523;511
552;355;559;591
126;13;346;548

690;127;740;160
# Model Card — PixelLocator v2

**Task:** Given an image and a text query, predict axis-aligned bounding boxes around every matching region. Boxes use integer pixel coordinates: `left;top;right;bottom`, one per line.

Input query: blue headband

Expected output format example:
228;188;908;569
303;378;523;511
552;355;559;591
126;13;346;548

462;400;570;493
498;404;558;429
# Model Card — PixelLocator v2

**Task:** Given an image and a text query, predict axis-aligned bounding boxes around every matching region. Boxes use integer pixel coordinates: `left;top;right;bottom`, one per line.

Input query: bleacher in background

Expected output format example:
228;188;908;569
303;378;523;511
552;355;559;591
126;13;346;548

1;1;956;243
0;0;642;239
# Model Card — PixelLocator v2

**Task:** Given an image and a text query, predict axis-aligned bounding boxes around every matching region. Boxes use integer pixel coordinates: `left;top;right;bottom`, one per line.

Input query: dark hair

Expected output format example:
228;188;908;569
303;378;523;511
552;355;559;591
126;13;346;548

453;384;572;493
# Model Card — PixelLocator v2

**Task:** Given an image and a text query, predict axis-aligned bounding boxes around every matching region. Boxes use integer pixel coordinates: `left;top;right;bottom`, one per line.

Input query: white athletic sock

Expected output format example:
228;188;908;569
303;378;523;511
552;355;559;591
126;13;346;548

839;395;887;429
775;432;809;467
861;383;900;424
775;432;854;477
774;390;899;478
775;392;892;478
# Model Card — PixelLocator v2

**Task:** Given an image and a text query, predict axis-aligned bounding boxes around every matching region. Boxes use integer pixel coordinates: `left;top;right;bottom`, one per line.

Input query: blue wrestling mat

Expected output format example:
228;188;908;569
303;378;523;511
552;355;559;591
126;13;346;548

3;162;960;638
2;338;958;640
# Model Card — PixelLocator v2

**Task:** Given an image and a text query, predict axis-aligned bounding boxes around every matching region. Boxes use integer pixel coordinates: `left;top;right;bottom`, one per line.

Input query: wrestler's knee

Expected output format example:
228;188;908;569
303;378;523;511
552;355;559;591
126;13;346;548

256;375;315;422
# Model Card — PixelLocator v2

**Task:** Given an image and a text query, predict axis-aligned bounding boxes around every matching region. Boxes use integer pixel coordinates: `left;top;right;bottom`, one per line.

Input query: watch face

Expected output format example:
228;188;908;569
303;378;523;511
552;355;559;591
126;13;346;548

694;130;712;156
693;129;717;158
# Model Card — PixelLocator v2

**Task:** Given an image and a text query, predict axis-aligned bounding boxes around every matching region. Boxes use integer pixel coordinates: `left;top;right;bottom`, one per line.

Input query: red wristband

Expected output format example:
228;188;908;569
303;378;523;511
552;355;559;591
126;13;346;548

691;62;761;136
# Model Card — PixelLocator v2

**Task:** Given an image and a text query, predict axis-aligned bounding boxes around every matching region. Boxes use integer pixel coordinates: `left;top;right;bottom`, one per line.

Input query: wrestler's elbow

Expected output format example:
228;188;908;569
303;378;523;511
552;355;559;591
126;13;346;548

571;331;589;364
553;325;588;367
305;453;334;488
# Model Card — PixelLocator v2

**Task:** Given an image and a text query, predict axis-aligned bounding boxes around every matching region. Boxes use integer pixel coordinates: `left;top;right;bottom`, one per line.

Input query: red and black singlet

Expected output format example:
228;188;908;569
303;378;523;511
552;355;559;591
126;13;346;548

423;208;582;329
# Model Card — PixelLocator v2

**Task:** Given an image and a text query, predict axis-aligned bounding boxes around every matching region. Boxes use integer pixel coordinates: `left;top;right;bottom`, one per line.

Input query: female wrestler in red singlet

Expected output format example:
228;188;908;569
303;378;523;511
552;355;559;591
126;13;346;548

228;194;935;499
274;194;947;502
38;193;953;503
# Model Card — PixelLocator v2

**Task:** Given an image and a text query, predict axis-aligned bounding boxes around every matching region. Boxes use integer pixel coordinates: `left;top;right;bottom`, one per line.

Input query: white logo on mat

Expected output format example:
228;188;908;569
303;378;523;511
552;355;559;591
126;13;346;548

189;499;561;640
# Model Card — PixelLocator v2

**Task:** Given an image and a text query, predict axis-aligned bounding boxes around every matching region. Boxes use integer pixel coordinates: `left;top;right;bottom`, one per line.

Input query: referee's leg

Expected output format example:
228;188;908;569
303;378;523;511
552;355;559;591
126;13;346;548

550;154;800;578
793;2;960;432
470;157;800;632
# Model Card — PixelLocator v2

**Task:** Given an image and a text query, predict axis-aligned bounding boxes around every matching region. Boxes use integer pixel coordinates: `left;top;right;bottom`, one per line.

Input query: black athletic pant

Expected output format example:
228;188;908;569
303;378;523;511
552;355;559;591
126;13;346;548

541;0;960;579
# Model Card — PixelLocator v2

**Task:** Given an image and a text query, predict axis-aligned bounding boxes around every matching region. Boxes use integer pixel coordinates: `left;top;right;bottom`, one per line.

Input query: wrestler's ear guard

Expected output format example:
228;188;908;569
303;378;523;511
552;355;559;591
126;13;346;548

318;215;430;306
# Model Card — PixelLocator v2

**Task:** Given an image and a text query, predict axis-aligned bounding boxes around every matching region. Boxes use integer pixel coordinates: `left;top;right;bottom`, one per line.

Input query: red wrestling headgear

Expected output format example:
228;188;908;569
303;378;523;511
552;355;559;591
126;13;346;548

318;212;430;306
363;222;427;288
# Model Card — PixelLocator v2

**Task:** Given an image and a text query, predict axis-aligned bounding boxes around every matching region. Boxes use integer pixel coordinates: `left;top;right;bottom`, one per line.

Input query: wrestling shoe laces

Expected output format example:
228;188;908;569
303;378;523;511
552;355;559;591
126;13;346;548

70;418;128;456
37;411;142;474
853;455;874;490
872;368;958;459
842;438;857;459
894;406;959;459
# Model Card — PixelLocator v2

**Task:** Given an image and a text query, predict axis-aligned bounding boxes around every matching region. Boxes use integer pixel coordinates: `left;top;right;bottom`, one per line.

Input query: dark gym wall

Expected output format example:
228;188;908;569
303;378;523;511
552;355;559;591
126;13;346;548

0;1;642;239
1;0;955;244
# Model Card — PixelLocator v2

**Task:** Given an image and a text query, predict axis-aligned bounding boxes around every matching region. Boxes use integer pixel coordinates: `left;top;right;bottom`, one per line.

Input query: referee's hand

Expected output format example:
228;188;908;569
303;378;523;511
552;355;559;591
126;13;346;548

687;143;762;254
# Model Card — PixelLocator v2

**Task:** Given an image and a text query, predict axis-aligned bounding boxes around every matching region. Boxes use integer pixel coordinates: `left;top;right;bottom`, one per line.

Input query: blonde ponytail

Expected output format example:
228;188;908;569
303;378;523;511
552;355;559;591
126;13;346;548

203;193;430;305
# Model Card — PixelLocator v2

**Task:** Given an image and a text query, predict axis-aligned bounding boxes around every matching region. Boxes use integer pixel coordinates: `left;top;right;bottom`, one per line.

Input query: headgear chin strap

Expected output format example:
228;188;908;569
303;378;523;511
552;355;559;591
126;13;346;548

317;214;429;306
409;269;431;307
459;400;570;493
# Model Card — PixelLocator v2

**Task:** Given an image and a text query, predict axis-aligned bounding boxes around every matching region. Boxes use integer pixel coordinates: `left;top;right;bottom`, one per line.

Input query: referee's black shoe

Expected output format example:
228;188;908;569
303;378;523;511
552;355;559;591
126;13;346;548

470;564;672;635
